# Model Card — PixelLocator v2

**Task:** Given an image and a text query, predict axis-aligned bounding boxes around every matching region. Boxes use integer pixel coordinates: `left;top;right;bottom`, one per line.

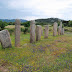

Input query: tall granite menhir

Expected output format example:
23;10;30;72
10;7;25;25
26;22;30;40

58;26;61;35
30;20;35;43
62;28;64;35
41;27;43;36
0;29;12;48
60;22;62;35
15;19;21;47
53;22;58;36
44;25;49;38
36;25;42;41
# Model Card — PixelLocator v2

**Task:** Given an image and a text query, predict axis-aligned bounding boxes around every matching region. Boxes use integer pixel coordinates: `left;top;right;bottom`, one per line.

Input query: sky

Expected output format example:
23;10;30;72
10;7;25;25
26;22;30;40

0;0;72;20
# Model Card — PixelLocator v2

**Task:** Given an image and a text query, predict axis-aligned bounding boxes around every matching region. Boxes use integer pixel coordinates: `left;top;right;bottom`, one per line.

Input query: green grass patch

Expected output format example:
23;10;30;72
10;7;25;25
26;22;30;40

0;26;72;72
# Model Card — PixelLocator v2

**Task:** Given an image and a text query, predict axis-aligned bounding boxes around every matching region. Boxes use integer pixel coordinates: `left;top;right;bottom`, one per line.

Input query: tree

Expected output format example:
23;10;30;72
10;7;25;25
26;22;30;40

68;20;72;27
0;21;8;30
21;21;30;27
8;22;14;25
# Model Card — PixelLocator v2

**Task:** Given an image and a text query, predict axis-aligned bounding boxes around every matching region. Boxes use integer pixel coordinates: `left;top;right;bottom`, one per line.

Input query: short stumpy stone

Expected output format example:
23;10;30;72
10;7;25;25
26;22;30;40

58;26;61;35
15;19;21;47
30;20;35;43
53;22;58;36
36;25;42;41
0;29;12;48
44;25;49;38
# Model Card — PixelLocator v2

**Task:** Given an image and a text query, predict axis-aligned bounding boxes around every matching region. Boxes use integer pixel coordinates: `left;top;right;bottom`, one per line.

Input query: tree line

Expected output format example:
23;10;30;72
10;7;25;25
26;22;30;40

0;19;72;31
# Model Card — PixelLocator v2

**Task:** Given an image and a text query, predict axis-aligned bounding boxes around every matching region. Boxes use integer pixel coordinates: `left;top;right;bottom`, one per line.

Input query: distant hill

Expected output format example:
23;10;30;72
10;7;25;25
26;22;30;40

0;19;27;23
35;18;67;24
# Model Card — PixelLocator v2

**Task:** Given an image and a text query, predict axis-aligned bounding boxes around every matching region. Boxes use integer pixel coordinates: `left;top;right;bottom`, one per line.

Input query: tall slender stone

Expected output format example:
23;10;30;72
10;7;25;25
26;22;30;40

36;25;42;41
58;26;61;35
30;20;35;43
62;28;64;35
41;27;43;36
53;22;58;36
60;22;62;29
44;25;49;38
60;22;62;35
15;19;21;47
0;29;12;48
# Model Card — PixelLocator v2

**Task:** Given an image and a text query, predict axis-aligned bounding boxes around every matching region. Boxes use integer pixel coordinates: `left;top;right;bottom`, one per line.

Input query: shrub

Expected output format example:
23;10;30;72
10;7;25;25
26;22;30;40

21;28;30;34
68;20;72;27
8;22;15;25
21;28;24;32
21;21;30;27
24;27;28;34
0;21;8;30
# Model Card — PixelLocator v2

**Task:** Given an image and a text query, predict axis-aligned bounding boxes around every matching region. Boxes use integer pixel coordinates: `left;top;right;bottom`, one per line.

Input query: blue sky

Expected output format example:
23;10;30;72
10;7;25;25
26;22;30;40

0;0;72;20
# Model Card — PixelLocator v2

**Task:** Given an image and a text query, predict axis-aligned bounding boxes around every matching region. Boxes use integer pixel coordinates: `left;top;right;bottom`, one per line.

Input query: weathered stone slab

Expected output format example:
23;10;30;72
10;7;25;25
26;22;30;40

36;25;42;41
60;22;62;28
0;29;12;48
15;19;21;47
62;28;64;35
41;27;43;36
58;26;61;35
30;20;35;43
60;22;62;35
53;22;58;36
44;25;49;38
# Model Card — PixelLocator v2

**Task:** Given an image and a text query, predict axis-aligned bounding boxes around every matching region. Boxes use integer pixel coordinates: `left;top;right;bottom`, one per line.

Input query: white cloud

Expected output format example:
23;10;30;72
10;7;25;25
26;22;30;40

20;16;39;20
1;0;72;20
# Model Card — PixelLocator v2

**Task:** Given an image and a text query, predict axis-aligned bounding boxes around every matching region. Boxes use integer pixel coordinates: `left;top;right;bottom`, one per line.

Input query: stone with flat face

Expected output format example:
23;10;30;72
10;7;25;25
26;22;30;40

30;20;35;43
62;28;64;35
0;29;12;48
15;19;21;47
60;22;62;28
41;27;43;36
58;26;61;35
53;22;58;36
36;25;42;41
60;22;62;35
44;25;49;38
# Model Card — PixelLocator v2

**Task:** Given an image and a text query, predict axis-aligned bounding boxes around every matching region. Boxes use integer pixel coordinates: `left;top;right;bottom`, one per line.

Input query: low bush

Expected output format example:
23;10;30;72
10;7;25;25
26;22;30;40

21;28;24;32
24;27;28;34
21;27;30;34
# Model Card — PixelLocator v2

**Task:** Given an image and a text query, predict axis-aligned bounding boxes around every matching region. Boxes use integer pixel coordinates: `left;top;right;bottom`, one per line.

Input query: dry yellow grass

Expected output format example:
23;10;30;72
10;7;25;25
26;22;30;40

5;25;24;29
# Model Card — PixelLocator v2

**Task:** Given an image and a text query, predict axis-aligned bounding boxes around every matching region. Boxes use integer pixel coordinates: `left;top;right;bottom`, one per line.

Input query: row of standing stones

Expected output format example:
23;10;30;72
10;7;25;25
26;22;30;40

0;19;64;49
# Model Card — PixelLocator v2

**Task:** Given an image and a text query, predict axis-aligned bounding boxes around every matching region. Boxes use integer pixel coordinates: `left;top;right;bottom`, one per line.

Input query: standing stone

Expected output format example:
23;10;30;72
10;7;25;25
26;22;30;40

58;26;61;35
60;22;62;29
60;22;62;35
62;28;64;35
30;20;35;43
0;29;12;48
44;25;49;38
36;25;42;41
41;27;43;36
15;19;21;47
53;22;58;36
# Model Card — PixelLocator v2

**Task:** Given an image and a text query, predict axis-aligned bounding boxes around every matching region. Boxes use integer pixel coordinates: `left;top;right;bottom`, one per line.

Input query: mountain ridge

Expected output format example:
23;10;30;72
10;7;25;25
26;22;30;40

35;18;68;23
0;19;27;23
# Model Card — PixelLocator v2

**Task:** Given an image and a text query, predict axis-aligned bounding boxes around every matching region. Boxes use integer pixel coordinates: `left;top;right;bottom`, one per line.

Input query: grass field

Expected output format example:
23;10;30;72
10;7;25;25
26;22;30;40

0;25;72;72
5;25;24;29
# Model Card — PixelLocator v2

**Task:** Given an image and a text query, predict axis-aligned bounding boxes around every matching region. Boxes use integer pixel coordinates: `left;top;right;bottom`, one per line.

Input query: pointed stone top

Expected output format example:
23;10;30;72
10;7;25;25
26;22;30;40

30;20;35;24
15;19;21;25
